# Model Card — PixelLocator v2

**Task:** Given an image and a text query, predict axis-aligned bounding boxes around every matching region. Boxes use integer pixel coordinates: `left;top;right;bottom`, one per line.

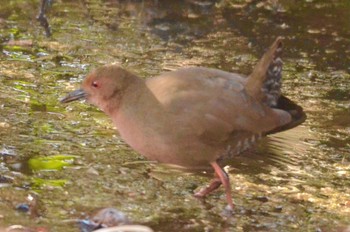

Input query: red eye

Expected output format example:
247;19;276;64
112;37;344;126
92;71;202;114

92;81;99;88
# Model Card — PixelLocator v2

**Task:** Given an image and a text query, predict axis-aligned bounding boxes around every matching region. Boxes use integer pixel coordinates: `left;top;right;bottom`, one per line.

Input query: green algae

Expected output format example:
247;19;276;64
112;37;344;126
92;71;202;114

28;155;78;171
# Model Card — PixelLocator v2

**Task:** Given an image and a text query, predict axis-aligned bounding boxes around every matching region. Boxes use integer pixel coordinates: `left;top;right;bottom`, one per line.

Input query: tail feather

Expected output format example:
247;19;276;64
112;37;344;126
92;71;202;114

245;37;306;134
245;37;283;104
267;95;307;135
262;41;283;107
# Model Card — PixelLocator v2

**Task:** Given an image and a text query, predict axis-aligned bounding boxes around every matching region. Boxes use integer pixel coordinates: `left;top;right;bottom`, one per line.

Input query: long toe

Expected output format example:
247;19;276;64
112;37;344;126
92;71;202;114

194;177;222;198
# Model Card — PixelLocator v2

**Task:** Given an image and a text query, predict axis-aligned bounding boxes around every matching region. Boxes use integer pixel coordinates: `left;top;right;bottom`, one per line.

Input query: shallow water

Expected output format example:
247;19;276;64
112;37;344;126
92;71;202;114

0;0;349;231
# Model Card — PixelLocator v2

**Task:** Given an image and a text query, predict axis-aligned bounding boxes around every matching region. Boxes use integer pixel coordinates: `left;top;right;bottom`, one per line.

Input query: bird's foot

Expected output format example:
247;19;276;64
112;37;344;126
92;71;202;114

210;162;235;209
193;177;222;198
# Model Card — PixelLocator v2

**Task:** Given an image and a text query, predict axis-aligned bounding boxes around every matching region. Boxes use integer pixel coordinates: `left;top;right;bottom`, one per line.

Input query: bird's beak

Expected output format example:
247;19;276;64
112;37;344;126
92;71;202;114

60;89;87;103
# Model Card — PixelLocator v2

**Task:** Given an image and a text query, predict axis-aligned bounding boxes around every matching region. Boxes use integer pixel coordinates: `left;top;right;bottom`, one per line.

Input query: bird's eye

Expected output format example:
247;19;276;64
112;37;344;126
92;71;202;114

92;81;99;88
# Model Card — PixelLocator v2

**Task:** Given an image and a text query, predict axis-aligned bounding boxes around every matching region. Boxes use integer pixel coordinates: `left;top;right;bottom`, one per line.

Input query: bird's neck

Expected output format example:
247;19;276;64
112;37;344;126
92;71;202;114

106;76;169;156
106;75;166;127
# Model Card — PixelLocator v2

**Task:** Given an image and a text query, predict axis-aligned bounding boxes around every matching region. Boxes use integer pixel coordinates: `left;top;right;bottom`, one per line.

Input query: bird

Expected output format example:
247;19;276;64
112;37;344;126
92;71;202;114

61;37;306;210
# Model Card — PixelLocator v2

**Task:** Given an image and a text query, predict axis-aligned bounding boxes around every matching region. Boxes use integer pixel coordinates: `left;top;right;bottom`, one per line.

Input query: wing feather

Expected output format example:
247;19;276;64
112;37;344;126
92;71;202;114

146;67;291;147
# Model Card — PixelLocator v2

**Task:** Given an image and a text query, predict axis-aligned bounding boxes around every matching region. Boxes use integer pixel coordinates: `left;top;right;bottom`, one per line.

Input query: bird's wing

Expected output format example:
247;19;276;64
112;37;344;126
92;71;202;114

146;67;291;146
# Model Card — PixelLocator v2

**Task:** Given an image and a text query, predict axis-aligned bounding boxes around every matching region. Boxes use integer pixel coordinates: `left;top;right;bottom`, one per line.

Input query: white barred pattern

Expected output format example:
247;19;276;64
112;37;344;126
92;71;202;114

262;45;283;107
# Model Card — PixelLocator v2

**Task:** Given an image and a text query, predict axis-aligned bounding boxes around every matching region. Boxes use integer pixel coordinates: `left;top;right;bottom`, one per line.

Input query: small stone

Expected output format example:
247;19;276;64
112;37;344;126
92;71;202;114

0;122;10;128
15;203;30;213
255;196;269;203
92;208;129;227
274;205;283;212
87;167;99;176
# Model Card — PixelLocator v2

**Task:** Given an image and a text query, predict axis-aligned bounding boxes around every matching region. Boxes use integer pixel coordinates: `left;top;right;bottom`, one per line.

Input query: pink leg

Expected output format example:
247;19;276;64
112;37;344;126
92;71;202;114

194;176;222;197
210;161;234;210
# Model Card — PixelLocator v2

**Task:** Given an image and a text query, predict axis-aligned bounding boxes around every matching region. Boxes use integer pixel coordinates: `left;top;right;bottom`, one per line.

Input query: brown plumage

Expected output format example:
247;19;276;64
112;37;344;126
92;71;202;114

61;37;306;210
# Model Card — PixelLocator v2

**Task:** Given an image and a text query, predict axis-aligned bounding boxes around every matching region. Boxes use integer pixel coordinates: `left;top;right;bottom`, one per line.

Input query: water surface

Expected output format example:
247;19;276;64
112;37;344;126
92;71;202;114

0;0;349;231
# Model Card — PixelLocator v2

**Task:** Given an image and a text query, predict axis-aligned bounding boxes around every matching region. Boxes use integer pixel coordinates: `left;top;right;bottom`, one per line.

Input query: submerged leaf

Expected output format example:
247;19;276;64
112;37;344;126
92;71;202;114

28;155;78;171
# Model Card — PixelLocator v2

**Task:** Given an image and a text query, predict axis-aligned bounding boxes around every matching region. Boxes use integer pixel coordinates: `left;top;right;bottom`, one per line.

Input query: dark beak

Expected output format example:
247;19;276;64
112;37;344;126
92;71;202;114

61;89;87;103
